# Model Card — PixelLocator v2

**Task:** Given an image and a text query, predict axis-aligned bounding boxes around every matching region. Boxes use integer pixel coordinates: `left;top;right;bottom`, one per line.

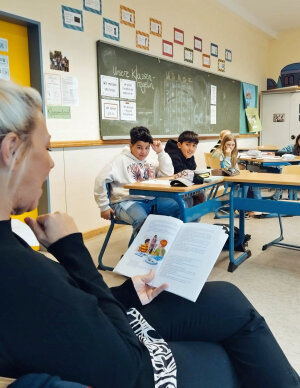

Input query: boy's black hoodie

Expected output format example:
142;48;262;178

165;139;197;173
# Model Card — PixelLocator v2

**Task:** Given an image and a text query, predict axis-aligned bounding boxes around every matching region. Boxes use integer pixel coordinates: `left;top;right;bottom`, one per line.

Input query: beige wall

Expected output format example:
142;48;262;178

268;28;300;83
0;0;269;232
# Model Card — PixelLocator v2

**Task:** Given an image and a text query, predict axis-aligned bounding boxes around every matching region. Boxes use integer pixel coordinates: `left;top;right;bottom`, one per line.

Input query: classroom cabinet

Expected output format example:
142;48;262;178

260;89;300;147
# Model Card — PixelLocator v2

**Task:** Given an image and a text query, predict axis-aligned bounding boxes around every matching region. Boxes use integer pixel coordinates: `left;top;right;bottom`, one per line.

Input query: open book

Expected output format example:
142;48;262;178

114;215;227;302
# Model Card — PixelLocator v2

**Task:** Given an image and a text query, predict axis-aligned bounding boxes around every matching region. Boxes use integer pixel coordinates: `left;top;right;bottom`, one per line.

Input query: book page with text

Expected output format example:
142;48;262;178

113;215;182;278
151;223;227;302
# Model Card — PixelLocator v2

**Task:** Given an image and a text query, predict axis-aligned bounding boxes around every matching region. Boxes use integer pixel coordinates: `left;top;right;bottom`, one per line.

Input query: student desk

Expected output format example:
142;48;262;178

238;146;279;152
224;171;300;272
238;155;300;171
124;178;227;223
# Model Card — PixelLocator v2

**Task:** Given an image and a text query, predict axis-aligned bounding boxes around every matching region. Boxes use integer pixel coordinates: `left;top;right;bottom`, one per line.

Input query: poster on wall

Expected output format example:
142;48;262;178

184;48;193;63
62;75;79;106
101;99;120;120
83;0;102;15
218;59;225;72
202;54;210;68
210;43;218;57
0;54;10;80
174;28;184;44
120;79;136;100
136;31;149;50
194;36;202;52
47;106;71;119
150;18;162;37
210;105;216;124
100;75;119;98
62;6;84;31
45;74;62;105
120;100;136;121
50;50;69;72
225;49;232;62
120;5;135;27
0;38;8;52
103;18;119;41
162;40;173;57
245;107;262;132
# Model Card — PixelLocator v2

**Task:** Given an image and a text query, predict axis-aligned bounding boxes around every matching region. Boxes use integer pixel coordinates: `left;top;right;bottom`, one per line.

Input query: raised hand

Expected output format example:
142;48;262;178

151;140;163;154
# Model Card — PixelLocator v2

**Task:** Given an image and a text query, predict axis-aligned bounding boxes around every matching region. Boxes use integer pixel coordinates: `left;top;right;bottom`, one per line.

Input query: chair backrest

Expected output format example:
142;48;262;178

281;165;300;175
204;153;221;169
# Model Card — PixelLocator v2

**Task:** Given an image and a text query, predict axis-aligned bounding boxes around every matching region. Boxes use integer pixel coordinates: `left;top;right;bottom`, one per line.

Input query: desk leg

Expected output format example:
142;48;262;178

228;184;252;272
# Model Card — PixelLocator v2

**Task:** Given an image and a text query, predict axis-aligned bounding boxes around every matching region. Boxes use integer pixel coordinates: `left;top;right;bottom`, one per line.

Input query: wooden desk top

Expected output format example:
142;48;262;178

238;155;300;163
124;177;224;192
224;170;300;186
238;145;279;151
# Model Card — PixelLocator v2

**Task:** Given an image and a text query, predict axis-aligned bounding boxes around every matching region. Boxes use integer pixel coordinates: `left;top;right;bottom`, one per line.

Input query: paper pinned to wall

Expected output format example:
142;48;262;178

0;54;10;80
45;74;62;105
62;75;79;106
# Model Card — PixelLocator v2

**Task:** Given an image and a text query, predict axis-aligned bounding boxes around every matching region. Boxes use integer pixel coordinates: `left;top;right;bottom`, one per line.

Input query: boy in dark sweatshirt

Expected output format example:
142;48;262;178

165;130;199;174
165;131;205;206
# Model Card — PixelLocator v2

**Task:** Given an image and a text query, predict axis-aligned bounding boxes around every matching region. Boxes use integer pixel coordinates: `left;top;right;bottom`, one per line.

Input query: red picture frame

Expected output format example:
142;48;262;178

162;40;173;57
174;28;184;44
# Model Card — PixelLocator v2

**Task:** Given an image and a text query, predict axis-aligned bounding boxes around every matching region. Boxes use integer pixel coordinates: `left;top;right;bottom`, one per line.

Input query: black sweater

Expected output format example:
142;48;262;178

0;220;151;388
164;139;197;173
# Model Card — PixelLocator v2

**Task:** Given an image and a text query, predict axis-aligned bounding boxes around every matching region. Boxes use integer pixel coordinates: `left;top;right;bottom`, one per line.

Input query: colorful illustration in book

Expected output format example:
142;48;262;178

151;239;168;261
148;235;158;254
135;235;169;265
138;239;150;253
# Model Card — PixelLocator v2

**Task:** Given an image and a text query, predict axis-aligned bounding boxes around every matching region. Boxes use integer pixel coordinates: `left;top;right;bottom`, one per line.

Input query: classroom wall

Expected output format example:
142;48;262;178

268;28;300;83
0;0;269;233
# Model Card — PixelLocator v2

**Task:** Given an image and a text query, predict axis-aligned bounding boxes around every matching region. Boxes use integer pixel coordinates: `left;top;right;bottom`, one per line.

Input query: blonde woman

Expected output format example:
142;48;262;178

0;80;298;388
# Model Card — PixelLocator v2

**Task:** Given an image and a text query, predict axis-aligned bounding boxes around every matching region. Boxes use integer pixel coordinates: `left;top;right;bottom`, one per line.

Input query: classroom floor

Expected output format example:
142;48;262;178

84;209;300;374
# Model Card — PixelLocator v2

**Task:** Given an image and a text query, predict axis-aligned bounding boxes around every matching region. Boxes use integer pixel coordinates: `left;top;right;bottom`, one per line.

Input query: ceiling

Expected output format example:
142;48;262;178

218;0;300;38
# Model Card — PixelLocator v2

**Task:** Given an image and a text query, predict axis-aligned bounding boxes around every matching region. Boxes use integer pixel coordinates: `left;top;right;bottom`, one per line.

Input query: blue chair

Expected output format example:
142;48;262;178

98;184;134;271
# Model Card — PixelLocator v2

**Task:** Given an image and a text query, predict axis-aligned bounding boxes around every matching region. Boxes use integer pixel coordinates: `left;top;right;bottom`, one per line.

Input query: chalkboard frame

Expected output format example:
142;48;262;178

97;40;242;139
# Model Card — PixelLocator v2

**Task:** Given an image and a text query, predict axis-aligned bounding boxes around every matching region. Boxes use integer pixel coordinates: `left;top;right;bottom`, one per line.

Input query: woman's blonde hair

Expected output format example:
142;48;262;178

220;133;238;167
0;79;42;144
0;80;43;200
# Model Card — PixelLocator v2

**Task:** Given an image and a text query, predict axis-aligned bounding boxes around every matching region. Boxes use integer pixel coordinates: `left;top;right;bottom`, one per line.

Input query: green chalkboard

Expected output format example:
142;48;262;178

97;41;241;139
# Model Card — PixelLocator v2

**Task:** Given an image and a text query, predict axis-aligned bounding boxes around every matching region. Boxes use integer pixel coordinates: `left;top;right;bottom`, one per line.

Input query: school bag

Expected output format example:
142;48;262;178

214;223;251;252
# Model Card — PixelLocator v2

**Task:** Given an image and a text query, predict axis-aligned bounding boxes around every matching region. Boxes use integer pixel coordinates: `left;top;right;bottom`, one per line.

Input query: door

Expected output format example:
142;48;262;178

260;92;292;148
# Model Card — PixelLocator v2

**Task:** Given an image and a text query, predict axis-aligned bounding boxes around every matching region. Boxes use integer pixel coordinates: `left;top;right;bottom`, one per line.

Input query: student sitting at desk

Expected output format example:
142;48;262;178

165;130;205;205
164;130;198;173
94;126;179;237
212;134;262;215
278;134;300;156
210;129;232;153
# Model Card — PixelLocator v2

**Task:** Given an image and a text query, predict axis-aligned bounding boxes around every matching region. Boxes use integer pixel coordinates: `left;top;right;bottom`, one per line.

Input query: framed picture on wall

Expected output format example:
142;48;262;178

210;43;218;57
184;47;193;63
136;31;149;50
162;40;173;57
120;5;135;27
150;18;162;37
194;36;202;52
103;18;119;41
61;6;84;31
174;28;184;44
83;0;102;15
225;49;232;62
202;53;211;68
218;59;225;72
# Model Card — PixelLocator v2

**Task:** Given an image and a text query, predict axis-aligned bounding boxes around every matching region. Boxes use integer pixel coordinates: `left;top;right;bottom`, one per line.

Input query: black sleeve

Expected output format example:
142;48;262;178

1;233;146;388
168;153;186;174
